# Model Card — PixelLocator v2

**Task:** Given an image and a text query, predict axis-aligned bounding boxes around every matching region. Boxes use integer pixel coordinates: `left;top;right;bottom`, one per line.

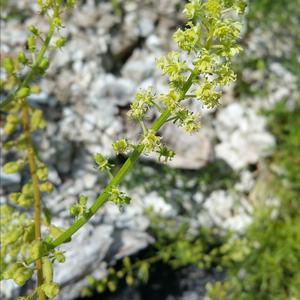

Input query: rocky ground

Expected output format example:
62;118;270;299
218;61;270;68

1;1;299;299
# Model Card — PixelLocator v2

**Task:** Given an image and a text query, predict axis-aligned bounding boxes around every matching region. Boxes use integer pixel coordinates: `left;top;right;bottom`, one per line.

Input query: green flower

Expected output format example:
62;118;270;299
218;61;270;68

159;90;180;111
195;80;221;108
13;267;34;286
128;89;155;120
113;139;130;154
216;63;236;85
174;107;201;134
94;153;112;172
110;187;131;206
142;129;162;152
214;20;241;42
42;282;60;299
183;0;202;20
173;23;201;52
3;159;26;174
204;0;222;19
157;145;175;162
157;52;188;82
193;49;217;73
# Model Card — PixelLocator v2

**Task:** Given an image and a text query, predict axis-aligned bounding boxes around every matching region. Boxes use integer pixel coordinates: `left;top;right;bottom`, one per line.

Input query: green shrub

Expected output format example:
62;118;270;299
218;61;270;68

208;101;300;300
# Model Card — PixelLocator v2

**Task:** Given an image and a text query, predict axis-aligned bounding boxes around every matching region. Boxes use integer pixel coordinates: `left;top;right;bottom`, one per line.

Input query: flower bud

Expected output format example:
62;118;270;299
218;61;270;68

3;57;15;74
107;281;117;292
31;109;46;131
28;25;40;36
40;182;54;193
7;114;19;123
53;17;62;28
96;283;105;293
16;87;31;99
17;52;28;65
4;114;19;135
3;123;16;135
22;182;33;194
79;195;88;206
29;240;43;261
42;282;60;299
116;270;124;278
125;275;134;286
23;223;35;243
27;35;36;53
30;85;41;94
94;153;111;172
69;204;83;217
54;37;66;49
36;166;48;181
3;160;25;174
2;263;23;280
39;58;49;71
9;192;21;203
13;267;34;286
17;194;33;208
2;228;22;245
66;0;77;9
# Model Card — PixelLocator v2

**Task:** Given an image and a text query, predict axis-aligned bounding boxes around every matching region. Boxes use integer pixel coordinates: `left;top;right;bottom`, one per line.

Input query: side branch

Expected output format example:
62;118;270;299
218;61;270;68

49;72;197;249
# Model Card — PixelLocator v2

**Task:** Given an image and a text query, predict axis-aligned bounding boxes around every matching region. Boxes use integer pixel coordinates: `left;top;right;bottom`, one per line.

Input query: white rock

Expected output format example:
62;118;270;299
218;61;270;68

197;190;252;233
143;191;176;217
215;103;275;170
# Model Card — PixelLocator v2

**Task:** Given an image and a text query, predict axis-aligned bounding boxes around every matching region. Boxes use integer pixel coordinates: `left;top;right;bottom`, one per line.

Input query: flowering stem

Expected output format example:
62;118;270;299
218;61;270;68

0;3;61;110
21;103;45;300
49;71;197;249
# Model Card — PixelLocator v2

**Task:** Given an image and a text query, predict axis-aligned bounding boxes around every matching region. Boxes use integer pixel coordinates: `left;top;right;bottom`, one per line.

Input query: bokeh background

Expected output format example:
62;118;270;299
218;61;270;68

1;0;299;299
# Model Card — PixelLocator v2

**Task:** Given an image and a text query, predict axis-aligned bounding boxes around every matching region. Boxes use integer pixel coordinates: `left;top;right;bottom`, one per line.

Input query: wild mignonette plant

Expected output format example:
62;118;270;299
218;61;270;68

0;0;246;299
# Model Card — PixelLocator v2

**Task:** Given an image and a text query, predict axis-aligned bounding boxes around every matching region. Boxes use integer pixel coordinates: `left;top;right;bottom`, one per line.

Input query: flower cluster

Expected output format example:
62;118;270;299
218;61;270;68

173;23;202;52
127;89;155;120
127;0;246;145
141;129;162;153
110;187;131;210
113;139;132;155
162;0;245;116
94;153;113;173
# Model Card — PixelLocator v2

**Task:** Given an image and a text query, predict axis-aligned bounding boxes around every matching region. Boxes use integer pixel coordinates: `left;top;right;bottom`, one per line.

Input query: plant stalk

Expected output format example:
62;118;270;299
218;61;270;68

0;3;61;110
22;103;45;300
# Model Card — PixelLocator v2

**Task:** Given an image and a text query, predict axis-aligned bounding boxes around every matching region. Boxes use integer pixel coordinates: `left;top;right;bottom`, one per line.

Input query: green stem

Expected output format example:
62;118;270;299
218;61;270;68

0;4;61;110
48;72;197;249
22;103;45;300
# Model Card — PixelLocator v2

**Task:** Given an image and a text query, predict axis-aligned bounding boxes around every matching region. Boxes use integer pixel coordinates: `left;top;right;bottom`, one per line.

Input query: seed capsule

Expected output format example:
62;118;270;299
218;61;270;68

13;267;34;286
2;263;23;280
42;257;53;283
29;240;43;261
42;282;60;299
